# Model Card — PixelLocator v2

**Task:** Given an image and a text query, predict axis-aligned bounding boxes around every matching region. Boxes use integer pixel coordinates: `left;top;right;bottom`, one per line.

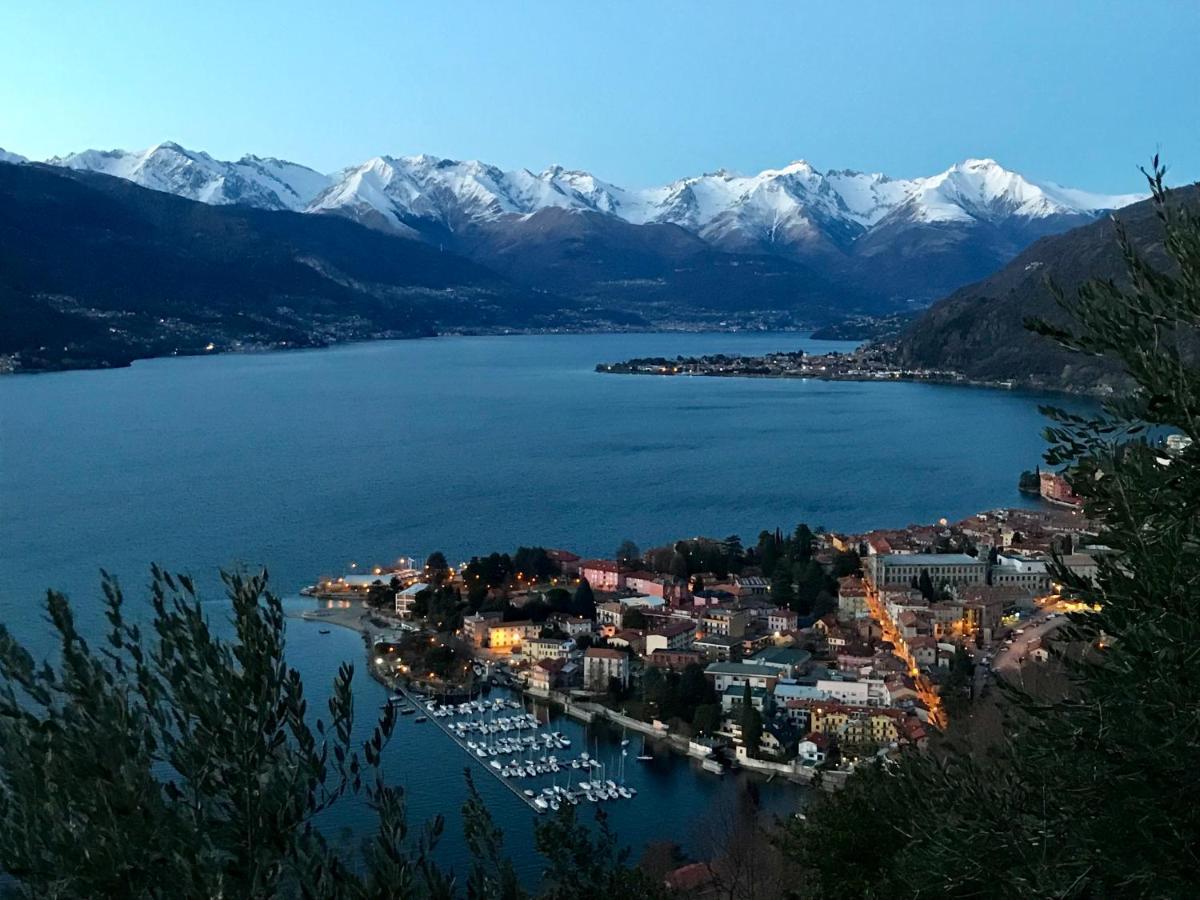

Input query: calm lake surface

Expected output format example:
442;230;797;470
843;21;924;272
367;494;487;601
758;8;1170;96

0;332;1080;881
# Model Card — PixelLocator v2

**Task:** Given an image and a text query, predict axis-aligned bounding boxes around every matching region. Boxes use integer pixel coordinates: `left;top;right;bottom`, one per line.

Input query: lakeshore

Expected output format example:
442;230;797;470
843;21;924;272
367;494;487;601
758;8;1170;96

595;346;1112;396
1;330;1090;879
297;603;371;632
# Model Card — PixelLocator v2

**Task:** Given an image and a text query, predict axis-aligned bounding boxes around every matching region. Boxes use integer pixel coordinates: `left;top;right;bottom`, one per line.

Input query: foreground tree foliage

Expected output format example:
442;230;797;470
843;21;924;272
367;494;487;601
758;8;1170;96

534;806;666;900
0;568;459;898
0;570;662;898
784;163;1200;896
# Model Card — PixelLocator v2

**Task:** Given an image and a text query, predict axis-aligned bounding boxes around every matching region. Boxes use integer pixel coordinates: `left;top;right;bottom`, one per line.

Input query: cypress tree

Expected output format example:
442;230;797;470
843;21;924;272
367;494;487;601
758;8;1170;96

571;577;596;619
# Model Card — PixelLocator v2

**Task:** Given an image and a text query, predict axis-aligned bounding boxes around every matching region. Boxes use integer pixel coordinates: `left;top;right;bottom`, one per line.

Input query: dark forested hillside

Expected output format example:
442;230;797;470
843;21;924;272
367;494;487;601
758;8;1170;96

893;184;1199;392
442;206;889;324
0;163;575;372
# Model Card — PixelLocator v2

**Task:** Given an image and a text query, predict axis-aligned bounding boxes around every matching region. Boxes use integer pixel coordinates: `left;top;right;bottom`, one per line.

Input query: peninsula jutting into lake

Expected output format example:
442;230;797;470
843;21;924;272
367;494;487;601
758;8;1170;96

305;501;1100;801
596;346;973;387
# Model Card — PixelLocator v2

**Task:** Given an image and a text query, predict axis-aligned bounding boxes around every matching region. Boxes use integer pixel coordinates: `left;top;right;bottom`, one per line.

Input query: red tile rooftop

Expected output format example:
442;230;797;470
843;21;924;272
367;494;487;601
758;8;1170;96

665;862;716;892
584;647;626;659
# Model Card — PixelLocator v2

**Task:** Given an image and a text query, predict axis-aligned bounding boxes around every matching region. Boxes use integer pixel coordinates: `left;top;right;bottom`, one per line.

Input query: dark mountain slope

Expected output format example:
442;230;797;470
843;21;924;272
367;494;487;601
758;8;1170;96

450;207;893;324
892;184;1199;391
847;210;1097;304
0;163;575;372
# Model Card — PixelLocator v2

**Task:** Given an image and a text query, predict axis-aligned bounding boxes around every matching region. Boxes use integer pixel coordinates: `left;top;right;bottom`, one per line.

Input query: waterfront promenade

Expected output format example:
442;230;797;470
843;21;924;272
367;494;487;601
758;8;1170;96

535;689;826;787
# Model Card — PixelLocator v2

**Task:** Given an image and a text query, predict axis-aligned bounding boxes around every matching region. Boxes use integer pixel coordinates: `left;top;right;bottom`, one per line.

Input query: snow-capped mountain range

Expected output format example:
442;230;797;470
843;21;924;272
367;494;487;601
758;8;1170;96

1;141;1145;305
27;141;1139;235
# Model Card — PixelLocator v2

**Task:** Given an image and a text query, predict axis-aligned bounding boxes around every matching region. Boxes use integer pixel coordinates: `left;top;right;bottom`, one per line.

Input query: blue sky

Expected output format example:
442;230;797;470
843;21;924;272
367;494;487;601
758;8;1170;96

1;1;1196;191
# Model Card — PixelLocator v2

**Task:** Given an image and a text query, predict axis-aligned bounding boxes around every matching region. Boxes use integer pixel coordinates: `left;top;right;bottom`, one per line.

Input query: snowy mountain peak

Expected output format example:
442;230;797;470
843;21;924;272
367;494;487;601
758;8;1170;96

46;142;330;211
899;157;1138;224
150;140;197;156
769;159;818;176
0;147;27;164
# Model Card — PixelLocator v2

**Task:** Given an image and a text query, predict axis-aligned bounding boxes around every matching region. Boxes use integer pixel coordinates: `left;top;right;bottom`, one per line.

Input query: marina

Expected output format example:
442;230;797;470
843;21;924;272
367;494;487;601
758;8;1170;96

394;688;639;812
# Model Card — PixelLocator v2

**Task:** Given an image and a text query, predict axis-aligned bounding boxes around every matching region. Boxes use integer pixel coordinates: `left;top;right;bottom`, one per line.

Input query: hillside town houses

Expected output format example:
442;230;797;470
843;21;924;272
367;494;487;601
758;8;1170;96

375;502;1099;779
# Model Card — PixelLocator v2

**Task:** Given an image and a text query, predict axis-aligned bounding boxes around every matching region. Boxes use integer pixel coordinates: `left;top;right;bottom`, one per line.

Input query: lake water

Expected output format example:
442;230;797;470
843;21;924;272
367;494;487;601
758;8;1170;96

0;332;1079;882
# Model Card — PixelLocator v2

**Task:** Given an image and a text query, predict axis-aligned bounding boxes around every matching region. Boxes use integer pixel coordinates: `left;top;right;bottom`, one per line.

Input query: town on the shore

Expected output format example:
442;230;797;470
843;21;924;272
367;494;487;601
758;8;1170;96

595;346;983;388
304;494;1108;787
